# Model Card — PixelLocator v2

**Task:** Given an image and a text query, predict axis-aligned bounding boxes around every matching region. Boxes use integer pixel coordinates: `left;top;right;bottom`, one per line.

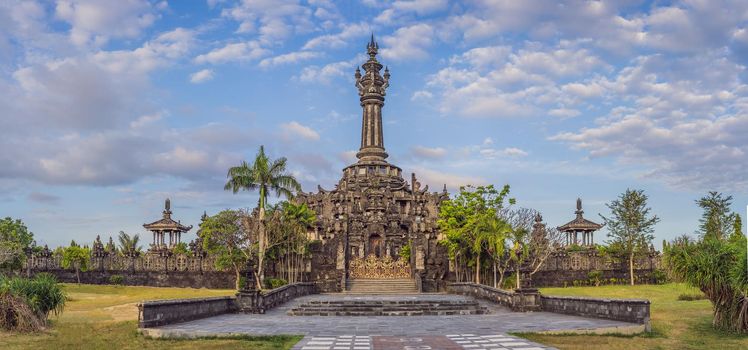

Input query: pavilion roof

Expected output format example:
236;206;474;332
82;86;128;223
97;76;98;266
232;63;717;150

557;198;603;232
143;198;193;232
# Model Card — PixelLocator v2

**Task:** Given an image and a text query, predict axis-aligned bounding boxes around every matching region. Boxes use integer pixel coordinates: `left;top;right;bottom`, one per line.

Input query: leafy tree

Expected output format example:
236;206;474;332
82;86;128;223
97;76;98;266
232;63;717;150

730;214;744;243
600;189;660;286
60;241;90;284
666;233;747;332
117;231;141;256
224;145;301;288
172;242;190;256
278;202;316;284
199;210;253;290
438;185;514;284
0;217;35;270
696;191;735;240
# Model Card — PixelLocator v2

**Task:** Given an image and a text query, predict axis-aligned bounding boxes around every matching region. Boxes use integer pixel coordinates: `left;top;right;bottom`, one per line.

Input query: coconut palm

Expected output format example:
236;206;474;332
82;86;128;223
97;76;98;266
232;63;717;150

117;231;141;256
224;145;301;289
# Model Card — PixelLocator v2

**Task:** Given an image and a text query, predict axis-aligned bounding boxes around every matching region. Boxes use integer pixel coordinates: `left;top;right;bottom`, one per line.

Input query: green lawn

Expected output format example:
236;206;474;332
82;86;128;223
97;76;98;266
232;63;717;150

517;283;748;350
0;283;301;350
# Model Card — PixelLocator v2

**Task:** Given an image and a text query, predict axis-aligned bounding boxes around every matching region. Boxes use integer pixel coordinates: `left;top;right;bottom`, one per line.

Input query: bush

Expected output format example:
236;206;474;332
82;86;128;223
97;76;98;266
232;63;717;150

677;293;707;301
502;273;517;290
264;278;288;289
0;273;66;331
588;270;603;286
648;269;668;284
0;292;44;332
109;275;124;286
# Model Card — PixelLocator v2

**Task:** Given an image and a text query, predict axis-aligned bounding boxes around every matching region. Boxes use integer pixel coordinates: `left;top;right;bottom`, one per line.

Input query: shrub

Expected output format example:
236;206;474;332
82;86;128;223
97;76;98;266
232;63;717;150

678;293;707;301
264;278;288;289
588;270;603;286
0;292;44;332
0;273;66;331
648;269;668;284
502;273;517;290
109;275;124;286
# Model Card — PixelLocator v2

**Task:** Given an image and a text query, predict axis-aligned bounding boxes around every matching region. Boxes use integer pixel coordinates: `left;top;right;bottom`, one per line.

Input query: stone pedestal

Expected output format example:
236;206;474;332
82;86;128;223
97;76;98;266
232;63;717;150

512;288;541;312
235;289;262;314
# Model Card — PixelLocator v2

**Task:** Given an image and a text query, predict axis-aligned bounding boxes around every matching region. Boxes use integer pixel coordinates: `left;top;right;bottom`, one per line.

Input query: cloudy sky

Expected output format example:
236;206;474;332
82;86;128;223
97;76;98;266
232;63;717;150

1;0;746;248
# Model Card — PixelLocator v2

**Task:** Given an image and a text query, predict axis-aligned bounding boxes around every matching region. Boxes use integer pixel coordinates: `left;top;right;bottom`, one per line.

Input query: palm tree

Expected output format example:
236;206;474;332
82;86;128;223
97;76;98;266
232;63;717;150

282;202;317;283
474;213;511;287
117;231;141;256
225;145;301;289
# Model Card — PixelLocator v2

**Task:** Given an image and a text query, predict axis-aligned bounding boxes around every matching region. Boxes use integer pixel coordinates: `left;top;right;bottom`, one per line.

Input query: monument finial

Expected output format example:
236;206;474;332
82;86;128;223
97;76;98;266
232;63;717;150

575;198;584;218
367;33;378;58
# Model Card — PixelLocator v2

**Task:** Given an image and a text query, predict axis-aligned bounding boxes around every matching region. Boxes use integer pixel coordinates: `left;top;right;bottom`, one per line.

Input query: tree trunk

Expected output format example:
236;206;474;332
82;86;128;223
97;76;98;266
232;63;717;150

234;265;242;290
75;267;81;284
257;202;266;290
515;263;520;290
475;255;481;284
629;252;635;286
493;261;497;288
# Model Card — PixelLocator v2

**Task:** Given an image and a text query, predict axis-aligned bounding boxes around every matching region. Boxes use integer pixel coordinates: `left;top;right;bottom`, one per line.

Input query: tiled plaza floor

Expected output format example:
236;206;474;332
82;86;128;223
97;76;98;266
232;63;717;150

143;293;639;349
292;334;554;350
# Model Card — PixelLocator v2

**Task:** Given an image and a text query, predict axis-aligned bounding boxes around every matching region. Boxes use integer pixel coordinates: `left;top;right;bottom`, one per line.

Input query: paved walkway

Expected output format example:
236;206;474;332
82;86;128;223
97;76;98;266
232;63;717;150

143;293;639;349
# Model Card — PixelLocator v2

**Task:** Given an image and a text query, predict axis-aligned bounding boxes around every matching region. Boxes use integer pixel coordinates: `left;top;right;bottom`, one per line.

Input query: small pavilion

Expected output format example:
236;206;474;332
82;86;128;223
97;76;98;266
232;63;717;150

557;198;603;247
143;198;193;250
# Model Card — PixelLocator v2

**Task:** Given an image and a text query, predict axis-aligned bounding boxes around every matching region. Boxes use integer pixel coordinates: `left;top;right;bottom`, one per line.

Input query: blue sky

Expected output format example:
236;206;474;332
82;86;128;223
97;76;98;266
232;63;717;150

0;0;746;249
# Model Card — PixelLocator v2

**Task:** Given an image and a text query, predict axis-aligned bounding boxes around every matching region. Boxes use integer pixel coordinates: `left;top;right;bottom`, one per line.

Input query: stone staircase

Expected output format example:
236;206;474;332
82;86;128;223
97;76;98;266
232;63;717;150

345;278;418;294
287;299;489;316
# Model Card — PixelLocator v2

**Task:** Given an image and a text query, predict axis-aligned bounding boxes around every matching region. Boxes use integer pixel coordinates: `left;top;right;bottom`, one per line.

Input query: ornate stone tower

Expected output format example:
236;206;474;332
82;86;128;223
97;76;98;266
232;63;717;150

299;36;450;292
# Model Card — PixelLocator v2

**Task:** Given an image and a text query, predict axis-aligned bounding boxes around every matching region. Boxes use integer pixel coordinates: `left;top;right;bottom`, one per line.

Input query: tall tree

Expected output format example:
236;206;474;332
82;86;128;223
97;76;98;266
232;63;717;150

600;189;660;286
438;185;514;285
0;217;35;270
199;210;254;290
224;145;301;289
280;202;316;283
61;241;90;284
730;213;744;243
696;191;735;240
117;231;141;256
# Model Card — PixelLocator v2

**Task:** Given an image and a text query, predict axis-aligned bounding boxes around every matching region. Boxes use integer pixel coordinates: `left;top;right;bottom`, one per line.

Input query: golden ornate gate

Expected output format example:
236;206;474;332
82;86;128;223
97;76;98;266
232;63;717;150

349;254;411;279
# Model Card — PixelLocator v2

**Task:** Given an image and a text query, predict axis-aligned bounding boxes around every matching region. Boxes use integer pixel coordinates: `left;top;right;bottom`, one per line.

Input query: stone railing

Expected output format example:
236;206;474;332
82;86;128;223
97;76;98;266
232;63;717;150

447;282;541;311
540;295;651;330
236;282;318;314
137;296;237;328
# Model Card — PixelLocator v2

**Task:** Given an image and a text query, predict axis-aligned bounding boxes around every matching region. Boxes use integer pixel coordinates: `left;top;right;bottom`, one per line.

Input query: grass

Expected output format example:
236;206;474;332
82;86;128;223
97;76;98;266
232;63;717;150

0;283;302;350
516;283;748;350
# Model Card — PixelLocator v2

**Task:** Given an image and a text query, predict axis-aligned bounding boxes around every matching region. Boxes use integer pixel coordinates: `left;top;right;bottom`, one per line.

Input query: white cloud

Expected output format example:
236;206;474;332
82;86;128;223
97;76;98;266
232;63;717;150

501;147;529;157
411;166;487;190
411;145;447;159
302;22;370;50
380;23;434;61
259;51;321;68
55;0;159;47
130;111;164;128
190;69;214;83
411;90;433;101
299;56;361;84
221;0;315;43
280;121;320;141
194;41;269;64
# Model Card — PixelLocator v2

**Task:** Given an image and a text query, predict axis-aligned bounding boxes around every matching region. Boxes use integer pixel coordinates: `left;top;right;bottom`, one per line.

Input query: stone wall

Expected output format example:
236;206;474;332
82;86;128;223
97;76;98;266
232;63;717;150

236;282;318;313
525;250;661;287
540;295;651;330
30;269;236;289
138;296;237;328
447;283;540;311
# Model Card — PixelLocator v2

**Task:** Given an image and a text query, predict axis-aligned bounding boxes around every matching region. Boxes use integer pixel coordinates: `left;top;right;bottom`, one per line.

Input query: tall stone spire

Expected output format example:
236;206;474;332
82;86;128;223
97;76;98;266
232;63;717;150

354;34;390;164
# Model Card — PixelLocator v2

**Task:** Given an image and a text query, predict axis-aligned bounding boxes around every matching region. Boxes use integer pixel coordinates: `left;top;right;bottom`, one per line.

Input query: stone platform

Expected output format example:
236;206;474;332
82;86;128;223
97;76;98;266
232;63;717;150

140;293;642;349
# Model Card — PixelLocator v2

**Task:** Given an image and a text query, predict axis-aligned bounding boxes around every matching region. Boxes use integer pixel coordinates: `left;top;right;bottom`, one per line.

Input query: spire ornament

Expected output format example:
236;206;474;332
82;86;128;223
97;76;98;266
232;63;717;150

354;34;390;163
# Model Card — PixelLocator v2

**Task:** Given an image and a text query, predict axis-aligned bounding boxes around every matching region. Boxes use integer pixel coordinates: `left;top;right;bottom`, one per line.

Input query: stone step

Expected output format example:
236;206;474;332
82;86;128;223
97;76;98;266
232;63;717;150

345;279;418;294
287;299;489;316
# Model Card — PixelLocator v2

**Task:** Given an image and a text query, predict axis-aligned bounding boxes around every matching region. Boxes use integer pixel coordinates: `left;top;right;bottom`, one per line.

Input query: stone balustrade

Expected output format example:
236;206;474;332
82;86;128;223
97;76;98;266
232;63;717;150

236;282;318;313
137;296;237;328
540;294;651;330
447;282;541;311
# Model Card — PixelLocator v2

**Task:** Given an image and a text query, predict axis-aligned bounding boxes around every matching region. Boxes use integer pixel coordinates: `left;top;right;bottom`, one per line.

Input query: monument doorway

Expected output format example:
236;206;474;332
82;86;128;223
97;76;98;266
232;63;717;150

368;234;383;257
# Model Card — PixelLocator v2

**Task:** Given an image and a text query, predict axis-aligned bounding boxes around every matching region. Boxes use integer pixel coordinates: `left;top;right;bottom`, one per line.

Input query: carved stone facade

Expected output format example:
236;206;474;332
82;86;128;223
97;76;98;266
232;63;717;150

298;37;450;292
